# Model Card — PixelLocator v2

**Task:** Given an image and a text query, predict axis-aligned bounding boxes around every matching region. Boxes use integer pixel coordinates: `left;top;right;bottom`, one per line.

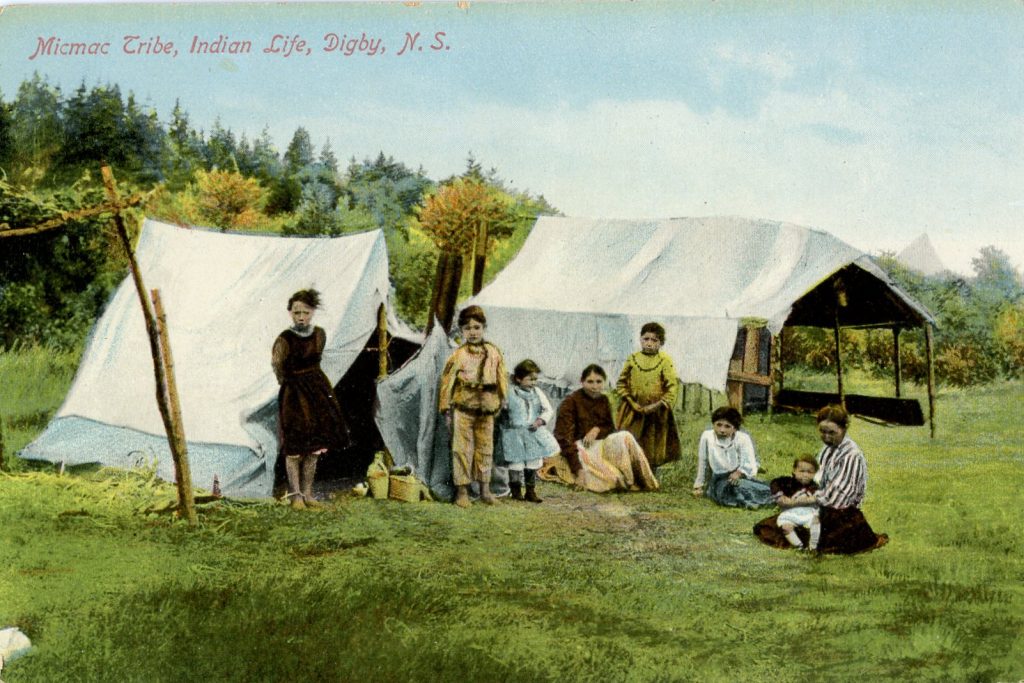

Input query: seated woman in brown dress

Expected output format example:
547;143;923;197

754;404;888;554
538;364;659;493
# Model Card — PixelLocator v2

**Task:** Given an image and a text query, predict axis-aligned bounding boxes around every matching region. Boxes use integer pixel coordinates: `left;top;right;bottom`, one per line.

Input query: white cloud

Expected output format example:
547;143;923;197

712;43;796;81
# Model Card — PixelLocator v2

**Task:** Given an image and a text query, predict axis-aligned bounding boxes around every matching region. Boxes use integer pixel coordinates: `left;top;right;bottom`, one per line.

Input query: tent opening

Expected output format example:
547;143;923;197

272;328;420;492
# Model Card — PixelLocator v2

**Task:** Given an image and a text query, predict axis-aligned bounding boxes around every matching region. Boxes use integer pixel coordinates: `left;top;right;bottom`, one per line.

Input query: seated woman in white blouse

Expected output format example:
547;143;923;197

691;406;773;509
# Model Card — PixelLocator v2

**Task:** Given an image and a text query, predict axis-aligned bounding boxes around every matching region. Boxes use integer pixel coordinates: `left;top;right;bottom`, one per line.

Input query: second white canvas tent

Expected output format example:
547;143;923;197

469;215;934;392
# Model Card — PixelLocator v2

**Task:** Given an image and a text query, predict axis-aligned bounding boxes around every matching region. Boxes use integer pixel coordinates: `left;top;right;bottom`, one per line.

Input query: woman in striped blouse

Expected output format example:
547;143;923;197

754;404;888;554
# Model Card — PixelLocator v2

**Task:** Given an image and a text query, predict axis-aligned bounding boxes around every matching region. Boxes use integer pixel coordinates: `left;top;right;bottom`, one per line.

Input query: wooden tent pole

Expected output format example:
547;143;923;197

778;327;786;394
0;195;148;238
377;303;388;380
893;327;902;398
152;290;197;525
925;324;936;439
833;310;845;408
767;330;779;421
101;166;196;525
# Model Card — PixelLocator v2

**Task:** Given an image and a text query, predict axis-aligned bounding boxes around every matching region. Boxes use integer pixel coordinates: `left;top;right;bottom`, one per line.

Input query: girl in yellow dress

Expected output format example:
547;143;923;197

615;322;681;467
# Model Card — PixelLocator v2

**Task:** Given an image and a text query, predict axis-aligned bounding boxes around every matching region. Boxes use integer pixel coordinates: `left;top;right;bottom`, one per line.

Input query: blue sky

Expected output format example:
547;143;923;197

2;0;1022;275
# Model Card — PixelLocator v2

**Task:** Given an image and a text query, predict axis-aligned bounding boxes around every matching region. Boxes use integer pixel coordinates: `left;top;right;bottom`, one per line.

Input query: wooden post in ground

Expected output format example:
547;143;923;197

893;327;902;398
925;324;936;439
152;290;197;525
833;309;845;408
778;327;786;393
101;166;196;525
377;303;388;380
767;330;780;421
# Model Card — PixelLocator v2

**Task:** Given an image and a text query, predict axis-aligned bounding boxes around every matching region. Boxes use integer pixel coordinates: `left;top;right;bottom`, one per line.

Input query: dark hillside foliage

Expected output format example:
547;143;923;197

0;78;556;345
0;180;126;350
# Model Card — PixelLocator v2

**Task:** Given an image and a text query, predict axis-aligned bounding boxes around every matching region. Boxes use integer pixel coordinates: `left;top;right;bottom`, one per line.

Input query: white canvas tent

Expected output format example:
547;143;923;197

375;325;454;499
375;215;939;493
896;233;948;276
469;216;934;392
22;218;395;497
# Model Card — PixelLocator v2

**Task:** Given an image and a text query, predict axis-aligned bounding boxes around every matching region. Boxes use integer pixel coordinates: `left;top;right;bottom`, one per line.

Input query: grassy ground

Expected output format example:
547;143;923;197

1;348;1022;682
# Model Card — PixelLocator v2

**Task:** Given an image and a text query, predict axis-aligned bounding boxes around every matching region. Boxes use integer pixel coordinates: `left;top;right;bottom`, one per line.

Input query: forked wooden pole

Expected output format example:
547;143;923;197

767;331;779;421
101;166;196;525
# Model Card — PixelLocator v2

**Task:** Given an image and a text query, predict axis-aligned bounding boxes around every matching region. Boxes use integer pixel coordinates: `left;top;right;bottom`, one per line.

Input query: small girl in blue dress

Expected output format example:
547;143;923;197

500;359;559;503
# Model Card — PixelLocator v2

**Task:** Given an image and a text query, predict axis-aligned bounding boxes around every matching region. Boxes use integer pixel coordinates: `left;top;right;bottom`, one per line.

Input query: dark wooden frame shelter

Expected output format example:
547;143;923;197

725;263;938;437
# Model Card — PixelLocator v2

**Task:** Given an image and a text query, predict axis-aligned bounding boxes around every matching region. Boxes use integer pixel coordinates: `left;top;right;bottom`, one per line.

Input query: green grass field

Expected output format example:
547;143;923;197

1;348;1022;682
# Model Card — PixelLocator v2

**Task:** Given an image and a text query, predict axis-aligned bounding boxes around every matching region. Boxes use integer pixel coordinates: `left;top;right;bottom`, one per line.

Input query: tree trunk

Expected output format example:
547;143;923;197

471;219;488;295
439;253;464;333
926;324;936;439
426;252;450;335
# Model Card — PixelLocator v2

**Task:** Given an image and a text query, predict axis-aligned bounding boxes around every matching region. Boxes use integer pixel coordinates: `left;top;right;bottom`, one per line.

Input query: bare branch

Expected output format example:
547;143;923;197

0;192;151;238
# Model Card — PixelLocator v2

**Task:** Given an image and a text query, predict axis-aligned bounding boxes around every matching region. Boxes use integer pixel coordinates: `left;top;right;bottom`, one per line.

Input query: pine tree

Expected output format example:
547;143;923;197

205;118;238;171
283;127;314;173
0;89;14;172
319;139;339;176
9;73;63;183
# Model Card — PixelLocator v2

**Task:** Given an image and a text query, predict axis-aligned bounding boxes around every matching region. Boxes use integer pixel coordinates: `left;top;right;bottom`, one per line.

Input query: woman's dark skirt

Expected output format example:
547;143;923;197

753;505;887;554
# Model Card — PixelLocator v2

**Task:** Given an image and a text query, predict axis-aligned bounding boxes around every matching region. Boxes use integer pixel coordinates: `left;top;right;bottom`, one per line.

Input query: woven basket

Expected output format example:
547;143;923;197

368;472;389;499
388;474;422;503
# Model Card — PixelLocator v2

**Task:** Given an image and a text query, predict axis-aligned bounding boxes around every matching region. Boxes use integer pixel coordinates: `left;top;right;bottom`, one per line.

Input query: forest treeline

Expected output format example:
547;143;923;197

1;75;1021;386
0;74;557;342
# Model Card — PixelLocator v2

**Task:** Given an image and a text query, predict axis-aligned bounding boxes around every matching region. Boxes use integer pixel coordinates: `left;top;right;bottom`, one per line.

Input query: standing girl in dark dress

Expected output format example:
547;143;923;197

272;289;350;509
